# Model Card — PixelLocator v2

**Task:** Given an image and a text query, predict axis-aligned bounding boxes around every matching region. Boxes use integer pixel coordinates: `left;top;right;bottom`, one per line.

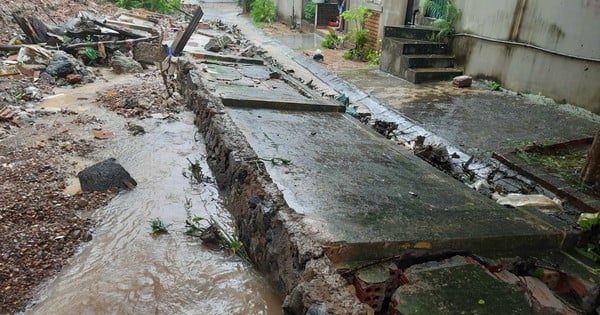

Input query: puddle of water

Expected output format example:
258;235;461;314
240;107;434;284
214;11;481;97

36;69;132;113
28;112;283;314
275;34;324;50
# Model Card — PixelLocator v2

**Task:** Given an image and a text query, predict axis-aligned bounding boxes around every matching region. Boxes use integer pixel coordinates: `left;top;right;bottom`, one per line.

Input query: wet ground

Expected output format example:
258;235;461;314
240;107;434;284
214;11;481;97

336;68;600;157
29;110;282;314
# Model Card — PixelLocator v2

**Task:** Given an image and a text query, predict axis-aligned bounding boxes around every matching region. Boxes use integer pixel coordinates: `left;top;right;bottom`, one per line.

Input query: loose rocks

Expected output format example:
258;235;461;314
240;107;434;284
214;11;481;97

77;158;137;192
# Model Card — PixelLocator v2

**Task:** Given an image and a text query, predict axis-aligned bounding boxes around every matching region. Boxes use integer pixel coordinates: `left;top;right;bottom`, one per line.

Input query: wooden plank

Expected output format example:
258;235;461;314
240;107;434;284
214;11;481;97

171;6;204;56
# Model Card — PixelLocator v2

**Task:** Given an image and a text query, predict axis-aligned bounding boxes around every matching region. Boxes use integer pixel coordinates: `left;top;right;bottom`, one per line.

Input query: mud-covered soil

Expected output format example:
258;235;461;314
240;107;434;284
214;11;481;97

0;1;188;311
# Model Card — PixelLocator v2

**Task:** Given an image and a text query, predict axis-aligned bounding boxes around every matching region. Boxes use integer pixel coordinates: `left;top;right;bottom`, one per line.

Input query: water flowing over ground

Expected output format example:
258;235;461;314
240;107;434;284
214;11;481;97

28;89;282;314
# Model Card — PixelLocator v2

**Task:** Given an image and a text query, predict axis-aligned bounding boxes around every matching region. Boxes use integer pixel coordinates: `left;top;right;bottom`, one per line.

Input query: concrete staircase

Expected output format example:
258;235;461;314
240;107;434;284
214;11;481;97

380;26;462;83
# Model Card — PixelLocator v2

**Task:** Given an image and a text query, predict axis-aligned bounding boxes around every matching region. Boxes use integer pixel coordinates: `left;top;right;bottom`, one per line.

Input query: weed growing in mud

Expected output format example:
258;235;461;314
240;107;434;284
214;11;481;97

490;81;502;91
186;158;203;183
185;211;249;261
149;217;169;235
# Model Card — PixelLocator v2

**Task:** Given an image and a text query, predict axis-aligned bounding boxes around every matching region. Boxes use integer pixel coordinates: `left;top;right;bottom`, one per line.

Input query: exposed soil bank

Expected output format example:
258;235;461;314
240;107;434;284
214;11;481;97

178;59;370;314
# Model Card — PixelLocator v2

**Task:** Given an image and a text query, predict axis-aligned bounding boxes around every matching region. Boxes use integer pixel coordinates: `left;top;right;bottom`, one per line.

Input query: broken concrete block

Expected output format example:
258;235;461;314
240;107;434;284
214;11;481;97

133;42;167;64
204;35;233;52
521;276;571;314
110;51;143;74
353;262;399;312
392;263;531;314
453;75;472;88
77;158;137;192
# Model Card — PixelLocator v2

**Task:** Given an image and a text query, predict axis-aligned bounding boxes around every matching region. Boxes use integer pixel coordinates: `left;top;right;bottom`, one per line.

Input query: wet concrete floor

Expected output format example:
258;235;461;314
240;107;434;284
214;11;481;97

226;108;573;262
336;68;600;156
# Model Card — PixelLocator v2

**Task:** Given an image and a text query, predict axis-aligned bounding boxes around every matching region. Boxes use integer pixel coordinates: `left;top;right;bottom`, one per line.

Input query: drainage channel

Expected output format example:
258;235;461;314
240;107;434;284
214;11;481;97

28;111;282;314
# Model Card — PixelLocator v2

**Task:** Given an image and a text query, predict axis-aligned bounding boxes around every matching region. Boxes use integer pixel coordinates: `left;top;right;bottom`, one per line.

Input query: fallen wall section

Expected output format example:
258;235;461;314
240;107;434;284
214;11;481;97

178;58;369;315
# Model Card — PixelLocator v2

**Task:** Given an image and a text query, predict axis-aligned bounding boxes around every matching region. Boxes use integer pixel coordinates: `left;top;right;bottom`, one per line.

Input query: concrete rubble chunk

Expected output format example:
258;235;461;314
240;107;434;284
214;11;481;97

110;51;143;74
77;158;137;192
452;75;472;88
204;34;233;52
391;263;532;314
520;276;572;315
133;42;167;64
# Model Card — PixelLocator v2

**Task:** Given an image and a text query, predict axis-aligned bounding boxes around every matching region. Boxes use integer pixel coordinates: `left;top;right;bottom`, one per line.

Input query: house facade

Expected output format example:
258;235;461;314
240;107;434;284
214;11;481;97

273;0;600;113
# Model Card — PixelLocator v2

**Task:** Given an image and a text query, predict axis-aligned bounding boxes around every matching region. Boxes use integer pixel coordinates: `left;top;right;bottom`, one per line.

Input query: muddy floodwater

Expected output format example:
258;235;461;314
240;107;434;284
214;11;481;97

25;74;282;314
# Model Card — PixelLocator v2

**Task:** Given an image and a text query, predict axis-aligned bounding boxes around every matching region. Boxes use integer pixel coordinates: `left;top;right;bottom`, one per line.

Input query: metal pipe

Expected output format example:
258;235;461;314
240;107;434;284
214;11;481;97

453;32;600;63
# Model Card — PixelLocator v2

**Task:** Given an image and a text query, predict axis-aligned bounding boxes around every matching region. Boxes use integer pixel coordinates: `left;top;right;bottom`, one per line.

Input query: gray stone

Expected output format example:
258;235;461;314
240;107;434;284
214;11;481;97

306;303;327;315
110;51;143;74
45;51;81;78
77;158;137;192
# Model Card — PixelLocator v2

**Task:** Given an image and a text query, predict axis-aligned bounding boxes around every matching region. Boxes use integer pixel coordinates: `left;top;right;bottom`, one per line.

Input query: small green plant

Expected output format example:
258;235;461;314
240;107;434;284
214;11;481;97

186;158;203;183
149;217;169;235
304;1;316;21
321;29;342;49
341;6;372;61
490;81;502;91
342;51;353;60
366;49;380;65
420;0;461;41
250;0;277;25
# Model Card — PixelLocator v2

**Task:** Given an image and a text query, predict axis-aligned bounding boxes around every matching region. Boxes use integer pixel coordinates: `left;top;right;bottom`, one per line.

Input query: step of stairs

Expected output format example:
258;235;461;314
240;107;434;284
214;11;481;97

406;68;463;83
384;26;438;41
401;54;456;68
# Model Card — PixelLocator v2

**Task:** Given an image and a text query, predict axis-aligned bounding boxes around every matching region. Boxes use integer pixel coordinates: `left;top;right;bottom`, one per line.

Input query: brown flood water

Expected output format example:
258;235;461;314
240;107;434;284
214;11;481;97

26;72;283;314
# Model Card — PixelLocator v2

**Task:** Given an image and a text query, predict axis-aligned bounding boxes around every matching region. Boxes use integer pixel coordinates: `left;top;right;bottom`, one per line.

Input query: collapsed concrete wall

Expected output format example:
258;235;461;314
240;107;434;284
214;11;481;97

178;59;368;315
452;0;600;113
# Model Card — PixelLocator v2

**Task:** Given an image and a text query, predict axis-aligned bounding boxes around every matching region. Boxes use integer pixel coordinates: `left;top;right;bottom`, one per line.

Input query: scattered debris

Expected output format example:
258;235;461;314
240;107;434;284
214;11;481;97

412;135;451;170
204;34;234;52
93;131;115;139
492;192;563;210
126;121;145;135
372;119;398;139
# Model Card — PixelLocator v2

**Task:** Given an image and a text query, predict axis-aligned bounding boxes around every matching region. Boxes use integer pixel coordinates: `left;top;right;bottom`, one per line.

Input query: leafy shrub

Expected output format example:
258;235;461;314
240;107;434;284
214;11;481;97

366;49;380;65
420;0;461;41
250;0;277;25
115;0;181;14
304;2;316;21
341;6;372;61
321;29;342;49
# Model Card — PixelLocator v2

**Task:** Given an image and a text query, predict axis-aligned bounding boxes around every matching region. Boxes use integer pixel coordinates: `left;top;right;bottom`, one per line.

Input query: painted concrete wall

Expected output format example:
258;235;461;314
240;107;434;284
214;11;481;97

452;0;600;113
273;0;301;25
